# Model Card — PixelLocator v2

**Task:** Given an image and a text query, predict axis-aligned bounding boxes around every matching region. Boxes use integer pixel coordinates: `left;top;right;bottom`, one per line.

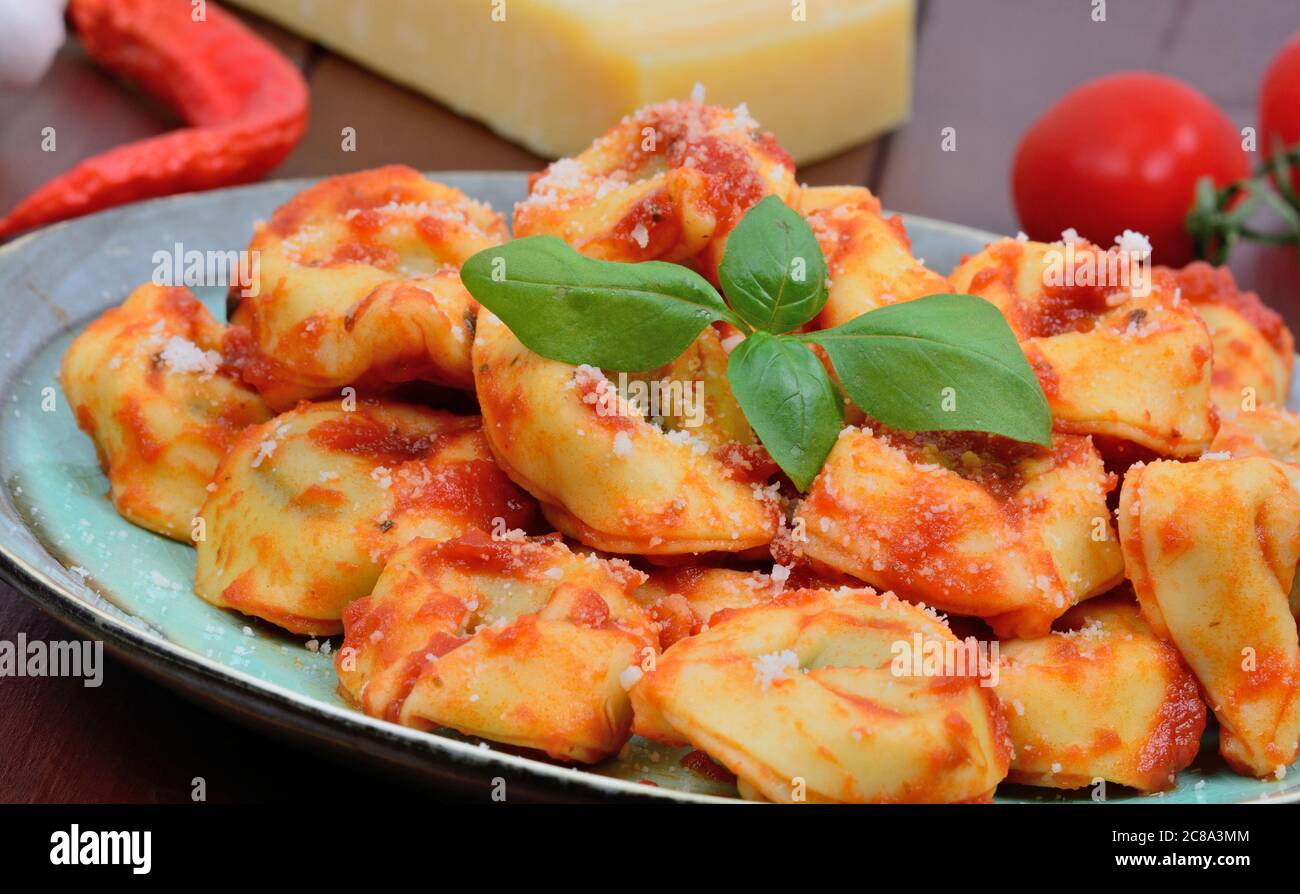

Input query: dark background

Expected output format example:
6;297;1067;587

1;0;1297;802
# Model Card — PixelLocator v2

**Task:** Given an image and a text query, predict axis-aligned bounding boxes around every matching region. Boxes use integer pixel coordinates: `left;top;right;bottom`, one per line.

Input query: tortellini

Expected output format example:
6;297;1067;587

513;99;796;279
55;131;1300;800
798;185;951;329
1210;406;1300;465
996;595;1206;792
337;532;658;762
61;283;271;541
634;566;788;650
472;309;781;555
633;563;860;650
194;400;537;634
950;239;1216;457
629;588;1011;803
226;166;507;410
1163;261;1293;412
1120;457;1300;778
795;426;1124;638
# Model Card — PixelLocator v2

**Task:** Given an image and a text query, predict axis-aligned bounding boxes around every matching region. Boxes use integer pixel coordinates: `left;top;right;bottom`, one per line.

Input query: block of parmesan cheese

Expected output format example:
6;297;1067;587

230;0;914;164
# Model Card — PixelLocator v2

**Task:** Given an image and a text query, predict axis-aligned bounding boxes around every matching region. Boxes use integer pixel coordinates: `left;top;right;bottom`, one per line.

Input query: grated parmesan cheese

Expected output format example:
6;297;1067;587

148;570;182;591
159;335;220;378
1113;229;1152;256
752;649;799;690
619;665;643;690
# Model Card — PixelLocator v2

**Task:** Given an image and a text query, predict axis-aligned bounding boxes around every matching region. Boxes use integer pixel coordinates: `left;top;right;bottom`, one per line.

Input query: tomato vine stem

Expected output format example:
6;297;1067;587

1187;141;1300;264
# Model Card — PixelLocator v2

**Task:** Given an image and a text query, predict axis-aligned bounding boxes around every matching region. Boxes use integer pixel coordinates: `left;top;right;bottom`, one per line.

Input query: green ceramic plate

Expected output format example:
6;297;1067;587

0;172;1295;803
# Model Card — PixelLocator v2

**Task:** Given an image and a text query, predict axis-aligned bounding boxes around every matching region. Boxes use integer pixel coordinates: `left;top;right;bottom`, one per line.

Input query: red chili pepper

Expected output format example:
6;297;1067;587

0;0;308;239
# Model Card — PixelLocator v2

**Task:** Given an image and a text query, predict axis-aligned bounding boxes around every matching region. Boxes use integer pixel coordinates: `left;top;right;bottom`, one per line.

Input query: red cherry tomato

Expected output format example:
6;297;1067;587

1260;32;1300;191
1013;72;1248;266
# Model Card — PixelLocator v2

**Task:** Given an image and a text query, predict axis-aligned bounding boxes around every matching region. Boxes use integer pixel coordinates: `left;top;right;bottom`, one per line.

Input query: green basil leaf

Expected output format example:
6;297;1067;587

461;236;735;371
719;195;828;334
804;293;1052;446
726;332;844;491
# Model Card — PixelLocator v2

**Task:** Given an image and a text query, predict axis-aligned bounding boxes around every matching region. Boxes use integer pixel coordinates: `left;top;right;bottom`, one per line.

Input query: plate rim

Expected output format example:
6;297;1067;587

1;172;1296;805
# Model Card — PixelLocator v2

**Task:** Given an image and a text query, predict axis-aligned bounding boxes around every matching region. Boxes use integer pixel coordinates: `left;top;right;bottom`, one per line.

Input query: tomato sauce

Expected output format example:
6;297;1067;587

1134;656;1207;782
680;748;737;783
114;399;163;462
1168;261;1292;356
308;410;473;464
391;457;535;529
420;530;559;578
566;589;611;628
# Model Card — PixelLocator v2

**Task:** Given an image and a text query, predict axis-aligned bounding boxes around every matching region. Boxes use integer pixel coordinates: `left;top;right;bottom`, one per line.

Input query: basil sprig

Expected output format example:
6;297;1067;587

461;198;1051;490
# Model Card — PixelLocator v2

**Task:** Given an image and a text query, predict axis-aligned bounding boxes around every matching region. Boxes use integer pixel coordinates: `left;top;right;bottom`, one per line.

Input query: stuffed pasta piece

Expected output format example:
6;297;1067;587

633;561;862;650
1161;261;1293;413
996;595;1205;793
797;185;952;329
513;99;796;280
61;283;271;541
194;400;537;634
1212;412;1300;622
473;309;781;556
1210;406;1300;465
635;566;794;650
629;587;1011;803
336;532;658;762
1120;457;1300;778
794;426;1124;638
226;166;507;410
950;238;1216;457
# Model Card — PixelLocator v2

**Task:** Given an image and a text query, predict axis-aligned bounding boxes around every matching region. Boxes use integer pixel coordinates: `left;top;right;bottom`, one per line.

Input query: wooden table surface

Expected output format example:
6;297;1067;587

1;0;1297;803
